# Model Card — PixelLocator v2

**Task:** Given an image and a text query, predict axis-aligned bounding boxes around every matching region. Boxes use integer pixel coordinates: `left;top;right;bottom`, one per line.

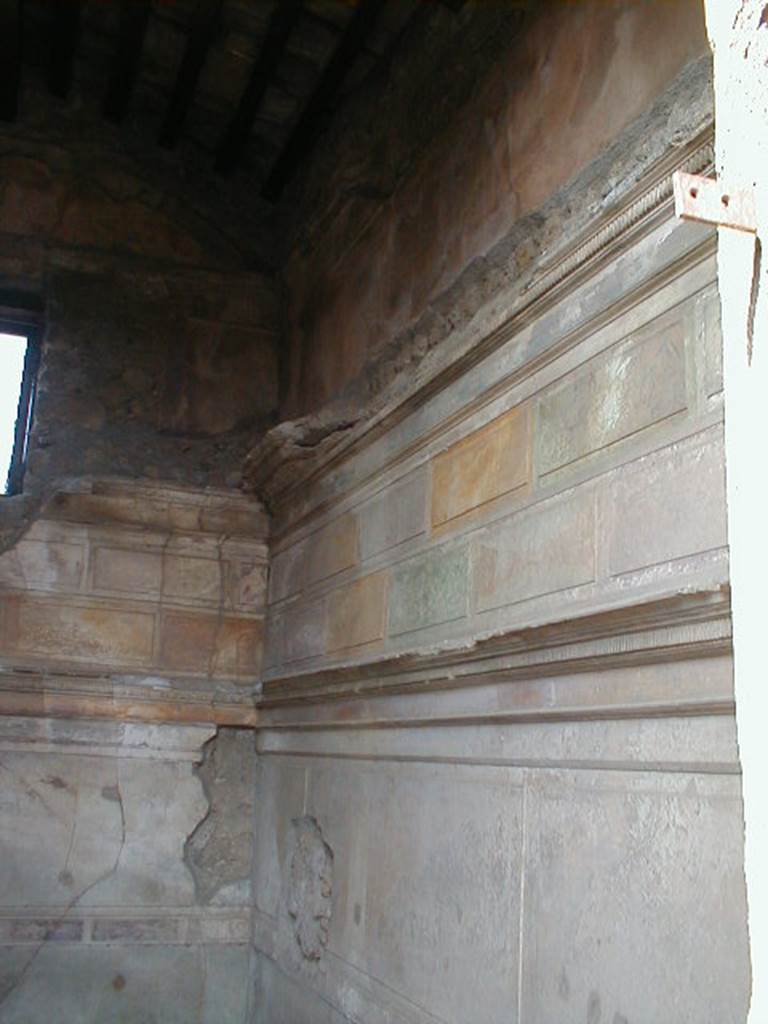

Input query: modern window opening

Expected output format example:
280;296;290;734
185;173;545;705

0;324;40;496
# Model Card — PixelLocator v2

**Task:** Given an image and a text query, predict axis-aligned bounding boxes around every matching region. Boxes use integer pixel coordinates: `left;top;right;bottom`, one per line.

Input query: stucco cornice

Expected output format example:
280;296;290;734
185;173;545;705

245;129;716;526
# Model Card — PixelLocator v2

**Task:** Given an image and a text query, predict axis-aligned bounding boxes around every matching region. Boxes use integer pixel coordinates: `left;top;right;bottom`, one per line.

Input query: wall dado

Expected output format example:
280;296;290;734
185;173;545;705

0;718;257;1023
250;130;750;1024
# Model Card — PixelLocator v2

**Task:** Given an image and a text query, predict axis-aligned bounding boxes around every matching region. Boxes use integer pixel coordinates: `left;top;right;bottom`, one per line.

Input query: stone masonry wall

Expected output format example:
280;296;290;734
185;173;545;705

0;116;279;495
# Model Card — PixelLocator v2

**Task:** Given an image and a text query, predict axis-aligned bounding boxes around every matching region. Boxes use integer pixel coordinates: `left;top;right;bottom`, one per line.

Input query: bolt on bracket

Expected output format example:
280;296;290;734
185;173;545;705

672;171;756;233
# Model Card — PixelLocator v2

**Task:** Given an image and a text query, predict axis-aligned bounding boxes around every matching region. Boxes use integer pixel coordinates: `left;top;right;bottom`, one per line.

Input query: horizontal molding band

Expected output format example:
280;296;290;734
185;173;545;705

0;907;250;946
252;130;715;522
0;590;266;623
42;477;268;539
0;713;215;758
0;596;728;730
258;696;735;734
261;588;731;708
256;745;739;776
0;676;259;728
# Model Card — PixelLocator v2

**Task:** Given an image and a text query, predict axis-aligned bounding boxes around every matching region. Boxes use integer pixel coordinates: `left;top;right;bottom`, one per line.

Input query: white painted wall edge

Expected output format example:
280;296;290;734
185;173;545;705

702;0;768;1018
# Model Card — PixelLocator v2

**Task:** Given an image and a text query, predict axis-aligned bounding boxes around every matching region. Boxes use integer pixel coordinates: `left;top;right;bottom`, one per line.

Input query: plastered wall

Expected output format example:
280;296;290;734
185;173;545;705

264;194;727;680
0;481;266;1023
0;720;256;1024
280;0;711;419
0;3;751;1021
251;125;750;1023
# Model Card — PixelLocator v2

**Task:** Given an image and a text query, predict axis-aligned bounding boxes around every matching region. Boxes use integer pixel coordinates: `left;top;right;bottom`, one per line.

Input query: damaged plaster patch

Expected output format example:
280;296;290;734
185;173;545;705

184;727;255;904
242;406;359;512
0;492;41;556
285;816;333;962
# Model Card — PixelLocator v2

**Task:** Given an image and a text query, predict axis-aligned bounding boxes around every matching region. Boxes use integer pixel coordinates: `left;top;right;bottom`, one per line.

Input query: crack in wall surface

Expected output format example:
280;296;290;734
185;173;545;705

0;761;126;1011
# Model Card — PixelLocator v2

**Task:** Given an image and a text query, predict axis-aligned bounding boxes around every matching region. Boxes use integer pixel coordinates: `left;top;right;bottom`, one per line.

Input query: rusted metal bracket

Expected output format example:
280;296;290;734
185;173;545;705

672;171;757;233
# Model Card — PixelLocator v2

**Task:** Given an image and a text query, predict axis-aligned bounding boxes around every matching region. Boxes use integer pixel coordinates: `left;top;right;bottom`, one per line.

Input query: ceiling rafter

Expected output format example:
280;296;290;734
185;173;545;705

8;0;482;204
159;0;223;149
104;0;151;124
215;0;304;174
47;0;81;99
262;0;387;202
0;0;22;121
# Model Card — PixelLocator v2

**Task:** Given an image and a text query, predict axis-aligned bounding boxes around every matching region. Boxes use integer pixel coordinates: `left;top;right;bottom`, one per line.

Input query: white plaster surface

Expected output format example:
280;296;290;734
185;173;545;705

253;696;749;1023
0;720;252;1023
703;2;768;1017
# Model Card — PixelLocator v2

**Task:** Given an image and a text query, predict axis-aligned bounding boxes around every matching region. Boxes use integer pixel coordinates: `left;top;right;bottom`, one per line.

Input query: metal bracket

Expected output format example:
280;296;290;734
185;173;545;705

672;171;757;233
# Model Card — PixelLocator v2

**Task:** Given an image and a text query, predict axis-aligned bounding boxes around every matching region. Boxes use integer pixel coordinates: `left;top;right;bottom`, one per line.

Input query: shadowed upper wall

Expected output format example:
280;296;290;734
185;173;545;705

0;99;279;495
279;0;710;419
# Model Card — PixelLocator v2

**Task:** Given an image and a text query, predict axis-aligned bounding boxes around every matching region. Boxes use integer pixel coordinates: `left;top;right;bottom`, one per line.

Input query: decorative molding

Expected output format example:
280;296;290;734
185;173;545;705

245;130;715;519
257;746;739;777
0;476;266;727
519;130;714;308
0;907;250;945
39;476;269;540
0;672;259;729
259;587;731;717
0;713;216;759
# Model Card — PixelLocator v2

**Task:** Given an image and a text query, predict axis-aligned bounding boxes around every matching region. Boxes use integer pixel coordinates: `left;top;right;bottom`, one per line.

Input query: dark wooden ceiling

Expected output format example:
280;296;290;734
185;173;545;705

0;0;441;202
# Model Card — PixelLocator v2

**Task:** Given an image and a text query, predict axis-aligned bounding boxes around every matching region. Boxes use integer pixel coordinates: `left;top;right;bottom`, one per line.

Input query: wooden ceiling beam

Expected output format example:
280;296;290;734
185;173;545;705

0;0;22;121
47;0;81;99
261;0;386;202
215;0;304;174
103;0;151;123
159;0;223;148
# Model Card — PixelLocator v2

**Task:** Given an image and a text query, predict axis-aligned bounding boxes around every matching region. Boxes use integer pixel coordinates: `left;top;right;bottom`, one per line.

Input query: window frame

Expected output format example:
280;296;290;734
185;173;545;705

0;312;42;496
